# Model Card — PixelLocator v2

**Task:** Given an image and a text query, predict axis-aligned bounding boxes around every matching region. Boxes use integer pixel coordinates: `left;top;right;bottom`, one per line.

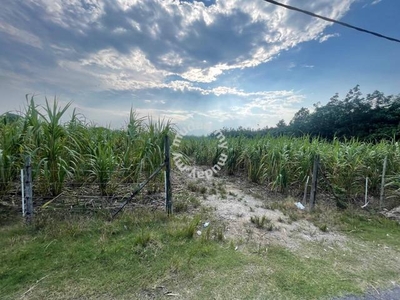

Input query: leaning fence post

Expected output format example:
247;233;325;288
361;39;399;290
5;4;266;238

380;156;387;210
164;135;172;215
309;155;319;211
24;156;33;224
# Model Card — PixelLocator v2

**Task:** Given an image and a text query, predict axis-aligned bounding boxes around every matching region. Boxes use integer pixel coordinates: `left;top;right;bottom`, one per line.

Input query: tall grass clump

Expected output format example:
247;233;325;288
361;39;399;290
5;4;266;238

184;134;400;206
0;114;24;194
0;97;174;202
89;130;118;195
35;98;80;196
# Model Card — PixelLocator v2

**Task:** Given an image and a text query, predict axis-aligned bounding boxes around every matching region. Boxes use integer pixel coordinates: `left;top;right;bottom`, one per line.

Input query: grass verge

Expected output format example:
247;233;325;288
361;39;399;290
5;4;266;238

1;208;400;299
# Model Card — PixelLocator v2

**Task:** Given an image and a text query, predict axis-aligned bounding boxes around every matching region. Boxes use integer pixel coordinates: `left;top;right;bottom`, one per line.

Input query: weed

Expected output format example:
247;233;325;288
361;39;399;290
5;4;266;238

251;192;263;199
201;226;212;243
200;206;214;214
229;240;235;250
288;212;300;222
215;227;224;241
174;192;201;211
173;217;200;239
217;183;227;196
319;224;328;232
188;195;201;208
209;187;217;195
174;200;189;213
266;223;274;231
250;215;271;229
187;181;199;192
199;186;207;194
246;228;254;240
133;229;152;247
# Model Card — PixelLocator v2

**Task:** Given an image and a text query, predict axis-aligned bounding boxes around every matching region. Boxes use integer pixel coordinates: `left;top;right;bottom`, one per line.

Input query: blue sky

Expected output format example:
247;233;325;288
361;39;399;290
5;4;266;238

0;0;399;134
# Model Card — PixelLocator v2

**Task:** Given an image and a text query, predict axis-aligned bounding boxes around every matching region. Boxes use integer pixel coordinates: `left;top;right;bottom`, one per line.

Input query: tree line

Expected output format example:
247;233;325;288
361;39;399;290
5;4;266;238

221;85;400;141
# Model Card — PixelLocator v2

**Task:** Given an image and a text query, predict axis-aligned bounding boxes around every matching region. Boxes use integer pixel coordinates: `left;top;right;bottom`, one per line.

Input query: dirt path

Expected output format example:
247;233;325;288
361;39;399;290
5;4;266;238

184;171;347;252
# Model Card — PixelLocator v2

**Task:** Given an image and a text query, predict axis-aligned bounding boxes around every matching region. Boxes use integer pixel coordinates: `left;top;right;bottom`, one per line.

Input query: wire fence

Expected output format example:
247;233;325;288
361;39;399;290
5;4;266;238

2;136;174;221
1;171;165;218
2;149;400;221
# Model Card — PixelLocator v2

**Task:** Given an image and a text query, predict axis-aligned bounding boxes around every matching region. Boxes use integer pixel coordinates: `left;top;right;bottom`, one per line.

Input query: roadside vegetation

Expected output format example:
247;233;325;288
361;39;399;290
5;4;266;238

0;96;172;202
180;134;400;209
1;93;399;210
1;206;400;300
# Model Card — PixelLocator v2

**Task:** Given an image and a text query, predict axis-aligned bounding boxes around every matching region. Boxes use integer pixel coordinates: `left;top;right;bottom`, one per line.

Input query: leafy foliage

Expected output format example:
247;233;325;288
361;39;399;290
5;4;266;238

220;85;400;141
181;134;400;207
0;96;173;198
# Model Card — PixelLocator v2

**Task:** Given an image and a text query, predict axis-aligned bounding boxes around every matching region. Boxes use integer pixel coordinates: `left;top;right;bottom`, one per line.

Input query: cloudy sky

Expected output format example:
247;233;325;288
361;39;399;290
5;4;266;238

0;0;399;133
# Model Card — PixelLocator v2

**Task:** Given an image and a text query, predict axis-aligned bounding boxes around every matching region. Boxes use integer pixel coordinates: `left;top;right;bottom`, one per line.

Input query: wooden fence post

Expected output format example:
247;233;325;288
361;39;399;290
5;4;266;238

309;155;320;211
361;177;369;208
21;169;25;217
303;175;309;204
380;156;387;210
164;135;172;215
24;156;33;224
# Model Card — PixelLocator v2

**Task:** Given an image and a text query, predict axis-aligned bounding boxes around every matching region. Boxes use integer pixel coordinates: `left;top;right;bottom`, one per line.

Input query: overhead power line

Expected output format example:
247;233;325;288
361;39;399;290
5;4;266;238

262;0;400;44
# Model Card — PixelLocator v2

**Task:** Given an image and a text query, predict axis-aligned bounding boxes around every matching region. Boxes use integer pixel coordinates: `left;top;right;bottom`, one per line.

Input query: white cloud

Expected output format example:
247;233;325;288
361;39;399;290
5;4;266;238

362;0;383;8
12;0;355;85
371;0;383;5
25;0;104;30
74;102;197;126
144;99;166;104
77;48;171;90
67;80;305;129
288;62;297;70
0;0;357;130
319;33;340;43
0;22;42;48
164;81;298;100
181;65;228;83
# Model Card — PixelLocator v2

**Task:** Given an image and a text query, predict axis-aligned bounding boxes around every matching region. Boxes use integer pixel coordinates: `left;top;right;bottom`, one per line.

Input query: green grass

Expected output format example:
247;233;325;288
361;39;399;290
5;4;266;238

256;246;359;299
307;204;400;249
1;209;400;299
339;211;400;248
174;191;202;213
0;211;242;299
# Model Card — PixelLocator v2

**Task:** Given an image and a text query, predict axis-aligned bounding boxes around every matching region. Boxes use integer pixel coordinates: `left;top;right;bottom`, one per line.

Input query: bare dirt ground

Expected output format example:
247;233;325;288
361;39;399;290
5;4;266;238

173;167;347;253
204;182;347;251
